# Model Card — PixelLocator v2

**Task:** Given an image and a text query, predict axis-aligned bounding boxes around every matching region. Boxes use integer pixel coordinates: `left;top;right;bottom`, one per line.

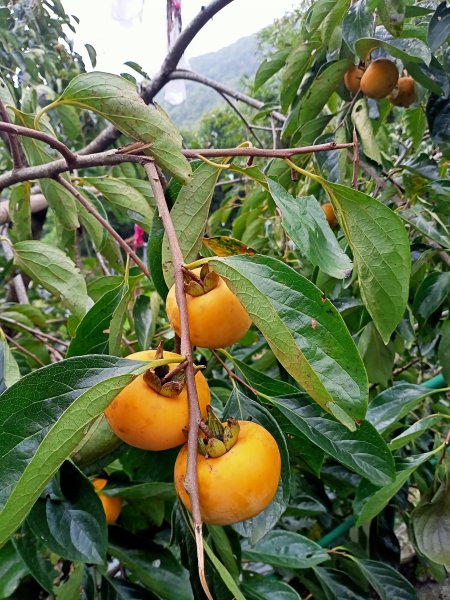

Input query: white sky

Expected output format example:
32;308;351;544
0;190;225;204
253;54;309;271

61;0;296;76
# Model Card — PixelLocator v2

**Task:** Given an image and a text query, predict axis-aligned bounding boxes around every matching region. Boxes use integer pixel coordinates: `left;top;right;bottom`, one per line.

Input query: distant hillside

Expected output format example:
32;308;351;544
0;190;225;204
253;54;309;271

157;34;259;130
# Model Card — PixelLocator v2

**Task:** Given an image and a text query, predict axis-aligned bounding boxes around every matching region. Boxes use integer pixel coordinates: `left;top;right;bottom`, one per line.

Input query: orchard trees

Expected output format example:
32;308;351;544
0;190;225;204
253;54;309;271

0;1;449;599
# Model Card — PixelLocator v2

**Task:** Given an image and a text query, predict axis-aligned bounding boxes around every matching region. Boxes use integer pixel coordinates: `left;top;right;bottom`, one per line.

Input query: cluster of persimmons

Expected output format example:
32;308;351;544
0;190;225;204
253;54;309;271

94;265;282;526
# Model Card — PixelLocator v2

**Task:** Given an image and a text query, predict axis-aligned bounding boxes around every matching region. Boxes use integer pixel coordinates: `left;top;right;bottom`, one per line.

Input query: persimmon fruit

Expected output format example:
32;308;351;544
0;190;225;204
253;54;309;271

389;76;416;107
174;420;281;525
104;349;210;450
322;203;337;228
93;478;122;524
360;58;399;99
166;266;252;349
344;65;365;94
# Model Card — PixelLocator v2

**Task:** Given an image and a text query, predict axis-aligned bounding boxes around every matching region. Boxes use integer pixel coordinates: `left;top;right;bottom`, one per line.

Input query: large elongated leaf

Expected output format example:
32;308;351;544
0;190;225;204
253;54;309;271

254;49;290;90
0;355;148;546
280;42;318;112
319;180;411;343
269;394;395;485
82;177;153;232
354;558;417;600
314;567;367;600
413;480;450;567
210;255;368;428
50;72;191;184
242;530;329;570
13;240;89;322
355;35;431;65
389;414;448;450
354;446;444;525
162;162;220;286
268;179;353;279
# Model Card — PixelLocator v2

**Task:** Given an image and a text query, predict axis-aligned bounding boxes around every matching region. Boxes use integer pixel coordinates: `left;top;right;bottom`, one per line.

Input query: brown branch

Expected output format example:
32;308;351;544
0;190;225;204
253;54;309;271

183;142;353;158
79;0;235;155
0;315;68;347
55;175;150;279
0;101;24;169
144;160;212;600
0;227;28;304
0;121;77;167
4;332;46;367
219;92;264;146
169;69;286;123
210;349;259;396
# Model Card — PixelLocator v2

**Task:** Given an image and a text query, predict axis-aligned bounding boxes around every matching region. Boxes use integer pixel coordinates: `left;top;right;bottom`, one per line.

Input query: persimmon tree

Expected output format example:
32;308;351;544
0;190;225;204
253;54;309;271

0;1;449;599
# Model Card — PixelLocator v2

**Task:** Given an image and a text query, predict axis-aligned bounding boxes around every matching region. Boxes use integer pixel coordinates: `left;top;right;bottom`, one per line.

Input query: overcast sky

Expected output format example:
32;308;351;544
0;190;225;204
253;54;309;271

61;0;296;76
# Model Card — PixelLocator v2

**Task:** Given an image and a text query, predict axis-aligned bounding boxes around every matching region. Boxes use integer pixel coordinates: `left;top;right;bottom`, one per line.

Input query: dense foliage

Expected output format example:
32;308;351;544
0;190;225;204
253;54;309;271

0;0;449;599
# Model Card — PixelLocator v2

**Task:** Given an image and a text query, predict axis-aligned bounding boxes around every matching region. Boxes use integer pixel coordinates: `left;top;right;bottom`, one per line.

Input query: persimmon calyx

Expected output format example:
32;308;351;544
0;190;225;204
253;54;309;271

197;405;240;458
182;264;220;297
142;341;189;398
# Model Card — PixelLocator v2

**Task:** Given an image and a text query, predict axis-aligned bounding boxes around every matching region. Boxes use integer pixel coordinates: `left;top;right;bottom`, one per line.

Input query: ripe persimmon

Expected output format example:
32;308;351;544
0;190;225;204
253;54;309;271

360;59;399;99
174;419;281;525
104;349;210;450
166;265;251;349
322;203;337;228
93;478;122;524
389;76;416;107
344;65;365;94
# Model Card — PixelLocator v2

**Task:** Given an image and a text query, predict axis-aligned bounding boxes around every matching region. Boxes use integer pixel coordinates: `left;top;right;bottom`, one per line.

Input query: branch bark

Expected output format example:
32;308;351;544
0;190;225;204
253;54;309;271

79;0;235;155
0;101;24;169
144;160;211;600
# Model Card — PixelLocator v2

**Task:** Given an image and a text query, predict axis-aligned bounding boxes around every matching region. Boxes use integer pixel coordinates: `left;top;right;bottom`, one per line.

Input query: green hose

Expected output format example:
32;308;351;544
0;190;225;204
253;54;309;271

318;372;447;547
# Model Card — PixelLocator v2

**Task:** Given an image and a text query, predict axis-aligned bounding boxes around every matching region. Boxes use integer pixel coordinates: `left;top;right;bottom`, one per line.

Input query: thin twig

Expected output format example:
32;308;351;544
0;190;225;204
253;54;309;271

219;92;263;146
0;101;24;169
393;356;423;377
144;160;212;600
55;175;150;279
4;332;46;366
270;116;277;150
0;227;29;304
182;141;353;159
0;315;68;347
210;349;259;396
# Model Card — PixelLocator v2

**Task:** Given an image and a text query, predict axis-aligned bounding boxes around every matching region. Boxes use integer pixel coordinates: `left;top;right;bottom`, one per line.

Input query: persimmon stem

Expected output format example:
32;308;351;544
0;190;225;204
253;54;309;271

144;160;212;600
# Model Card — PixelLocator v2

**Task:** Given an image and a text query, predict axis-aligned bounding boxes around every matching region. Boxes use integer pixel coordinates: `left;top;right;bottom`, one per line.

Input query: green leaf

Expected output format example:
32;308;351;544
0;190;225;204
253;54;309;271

54;562;84;600
224;391;291;544
0;541;28;598
55;104;81;140
13;521;58;595
402;207;450;249
85;43;97;68
366;383;442;433
342;0;374;52
133;293;159;351
439;320;450;384
378;0;406;36
210;255;368;427
77;188;108;252
389;414;449;450
403;107;427;153
280;43;318;112
254;49;290;90
321;180;411;343
108;528;193;600
413;271;450;320
0;76;16;120
0;329;20;392
162;162;220;286
428;2;450;52
354;558;417;600
13;240;89;322
82;176;153;232
148;210;169;300
9;182;32;242
355;35;431;66
0;355;147;546
309;0;349;35
202;536;246;600
232;357;299;397
242;530;329;569
104;481;174;500
358;322;395;387
207;525;240;581
102;577;157;600
55;72;192;183
352;98;382;164
27;462;107;564
291;59;353;132
314;567;367;600
267;179;353;279
355;447;444;525
413;480;450;567
268;394;395;485
243;576;302;600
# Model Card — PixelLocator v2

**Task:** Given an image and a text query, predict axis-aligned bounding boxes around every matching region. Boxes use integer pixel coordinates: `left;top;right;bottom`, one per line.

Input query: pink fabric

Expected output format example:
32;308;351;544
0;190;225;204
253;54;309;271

173;0;181;11
134;225;145;248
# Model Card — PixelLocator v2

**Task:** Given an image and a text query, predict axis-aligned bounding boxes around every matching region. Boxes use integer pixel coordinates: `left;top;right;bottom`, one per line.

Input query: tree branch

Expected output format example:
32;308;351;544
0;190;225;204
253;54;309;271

144;160;211;600
169;69;286;122
0;101;24;170
218;92;264;146
55;175;150;278
79;0;235;155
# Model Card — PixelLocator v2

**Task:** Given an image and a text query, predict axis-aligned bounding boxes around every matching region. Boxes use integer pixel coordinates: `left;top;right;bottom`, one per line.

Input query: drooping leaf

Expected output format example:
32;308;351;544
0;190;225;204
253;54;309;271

203;236;256;257
413;480;450;567
268;394;395;485
0;329;20;392
402;206;450;249
426;92;450;158
133;293;159;351
243;576;301;600
0;541;28;598
242;530;329;570
428;1;450;52
439;320;450;384
102;577;158;600
413;271;450;320
314;567;367;600
352;99;382;164
389;414;449;450
13;240;89;322
254;49;290;90
8;182;32;242
51;72;192;183
0;355;148;546
55;104;81;140
77;188;108;252
355;35;432;66
342;0;375;51
210;254;368;428
354;558;417;600
162;162;221;286
358;321;395;387
280;42;318;112
378;0;406;36
318;180;411;343
355;447;444;525
268;179;353;279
